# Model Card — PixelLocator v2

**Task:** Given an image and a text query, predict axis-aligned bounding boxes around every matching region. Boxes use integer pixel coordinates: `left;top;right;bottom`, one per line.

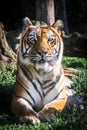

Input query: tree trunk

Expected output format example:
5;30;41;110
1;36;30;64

55;0;69;34
0;22;17;67
36;0;55;25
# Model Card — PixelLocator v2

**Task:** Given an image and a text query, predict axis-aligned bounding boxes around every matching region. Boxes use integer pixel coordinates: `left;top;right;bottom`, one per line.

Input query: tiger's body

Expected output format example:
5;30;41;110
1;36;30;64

11;18;80;124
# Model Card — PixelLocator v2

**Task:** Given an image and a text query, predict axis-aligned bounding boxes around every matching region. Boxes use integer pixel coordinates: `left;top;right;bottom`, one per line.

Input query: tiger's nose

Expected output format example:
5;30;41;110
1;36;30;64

37;48;48;56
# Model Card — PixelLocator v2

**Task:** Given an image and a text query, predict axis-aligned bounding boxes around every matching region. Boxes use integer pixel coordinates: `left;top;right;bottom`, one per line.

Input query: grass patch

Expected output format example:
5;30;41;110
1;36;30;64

0;65;16;87
0;56;87;130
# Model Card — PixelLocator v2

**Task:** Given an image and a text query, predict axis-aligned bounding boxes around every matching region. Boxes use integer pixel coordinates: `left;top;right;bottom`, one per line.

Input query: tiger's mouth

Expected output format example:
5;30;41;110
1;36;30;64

38;58;46;64
30;56;48;64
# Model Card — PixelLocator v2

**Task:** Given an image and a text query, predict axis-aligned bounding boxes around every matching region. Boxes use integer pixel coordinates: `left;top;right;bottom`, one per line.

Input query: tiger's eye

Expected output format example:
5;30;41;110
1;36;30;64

48;37;54;42
28;30;37;44
47;31;56;43
29;37;35;41
29;36;36;44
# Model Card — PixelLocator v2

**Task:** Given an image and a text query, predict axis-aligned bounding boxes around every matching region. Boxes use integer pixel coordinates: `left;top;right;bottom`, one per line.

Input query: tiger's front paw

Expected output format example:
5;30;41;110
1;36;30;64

39;107;56;123
19;115;40;124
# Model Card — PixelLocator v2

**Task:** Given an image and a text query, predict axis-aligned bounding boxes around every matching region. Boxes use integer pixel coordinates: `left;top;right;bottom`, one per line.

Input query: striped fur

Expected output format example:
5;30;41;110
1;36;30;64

11;18;79;124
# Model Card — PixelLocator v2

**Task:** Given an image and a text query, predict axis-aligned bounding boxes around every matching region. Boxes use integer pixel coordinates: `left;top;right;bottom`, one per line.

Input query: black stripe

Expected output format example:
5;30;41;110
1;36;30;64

44;79;52;84
21;40;23;53
44;82;55;89
44;75;61;96
17;79;35;104
20;65;43;99
47;88;64;103
14;91;33;106
44;84;55;96
21;38;25;55
21;35;29;59
43;92;45;97
44;74;61;89
32;80;43;99
21;64;32;81
37;78;42;86
56;40;61;59
50;93;59;102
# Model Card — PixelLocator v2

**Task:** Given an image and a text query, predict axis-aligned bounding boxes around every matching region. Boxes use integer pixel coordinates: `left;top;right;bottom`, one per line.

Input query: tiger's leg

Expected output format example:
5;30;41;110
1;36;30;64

39;97;67;122
11;95;40;124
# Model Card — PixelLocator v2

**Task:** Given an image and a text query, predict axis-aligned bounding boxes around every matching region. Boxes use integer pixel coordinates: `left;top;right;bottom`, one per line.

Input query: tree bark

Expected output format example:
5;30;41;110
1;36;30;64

36;0;55;25
0;22;17;67
55;0;69;34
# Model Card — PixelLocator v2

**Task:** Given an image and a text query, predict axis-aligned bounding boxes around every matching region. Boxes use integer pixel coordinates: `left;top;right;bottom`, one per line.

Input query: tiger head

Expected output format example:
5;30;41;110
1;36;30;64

18;17;64;72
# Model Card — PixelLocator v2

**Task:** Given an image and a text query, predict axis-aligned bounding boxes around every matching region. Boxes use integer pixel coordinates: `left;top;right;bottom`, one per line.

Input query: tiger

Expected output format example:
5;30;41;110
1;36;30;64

11;17;82;124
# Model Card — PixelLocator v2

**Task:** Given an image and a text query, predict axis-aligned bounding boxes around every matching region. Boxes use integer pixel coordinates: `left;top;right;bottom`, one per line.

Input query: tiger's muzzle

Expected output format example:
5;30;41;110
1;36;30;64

29;52;58;64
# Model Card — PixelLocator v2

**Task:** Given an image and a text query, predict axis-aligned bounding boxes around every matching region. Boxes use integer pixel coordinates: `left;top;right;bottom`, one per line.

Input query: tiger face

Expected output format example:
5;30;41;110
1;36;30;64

19;17;63;72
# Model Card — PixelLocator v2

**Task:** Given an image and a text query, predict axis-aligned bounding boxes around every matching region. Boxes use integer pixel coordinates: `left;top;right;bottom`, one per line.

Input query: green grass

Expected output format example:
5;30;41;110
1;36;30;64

0;56;87;130
0;65;16;87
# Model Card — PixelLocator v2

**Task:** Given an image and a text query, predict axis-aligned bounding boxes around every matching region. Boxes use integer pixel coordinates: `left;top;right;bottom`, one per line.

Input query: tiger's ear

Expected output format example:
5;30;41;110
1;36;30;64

52;20;64;35
22;17;32;29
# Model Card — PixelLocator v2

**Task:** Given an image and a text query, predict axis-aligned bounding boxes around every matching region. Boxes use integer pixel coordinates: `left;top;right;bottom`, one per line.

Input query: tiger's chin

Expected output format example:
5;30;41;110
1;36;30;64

29;57;57;73
35;62;53;73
